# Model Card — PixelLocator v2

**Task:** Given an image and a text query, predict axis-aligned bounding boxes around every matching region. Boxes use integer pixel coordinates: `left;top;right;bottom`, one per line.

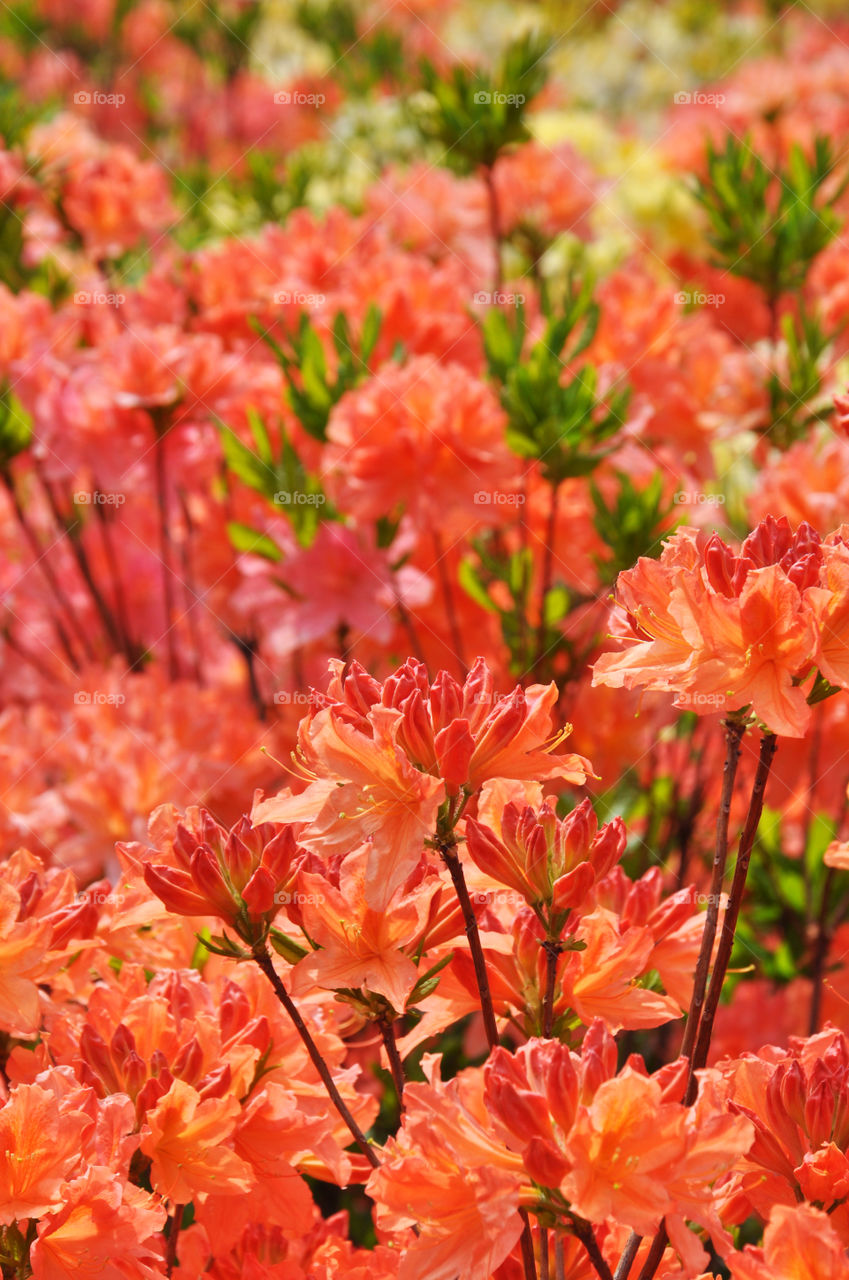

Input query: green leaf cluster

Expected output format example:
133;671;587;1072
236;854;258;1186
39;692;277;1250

416;32;550;173
483;284;629;482
696;134;847;302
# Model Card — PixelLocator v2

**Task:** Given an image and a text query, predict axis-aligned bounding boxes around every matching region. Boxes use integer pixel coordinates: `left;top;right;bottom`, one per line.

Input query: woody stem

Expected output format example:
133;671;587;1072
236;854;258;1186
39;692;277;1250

569;1215;614;1280
542;939;562;1038
379;1016;406;1102
632;731;778;1280
678;716;745;1064
613;1234;641;1280
164;1203;183;1276
533;479;561;677
440;837;539;1280
439;842;500;1048
688;731;778;1087
253;946;380;1167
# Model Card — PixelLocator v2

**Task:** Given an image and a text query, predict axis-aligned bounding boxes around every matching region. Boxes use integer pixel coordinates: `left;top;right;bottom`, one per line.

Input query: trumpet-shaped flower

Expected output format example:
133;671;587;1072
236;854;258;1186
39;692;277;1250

253;658;591;908
593;519;834;737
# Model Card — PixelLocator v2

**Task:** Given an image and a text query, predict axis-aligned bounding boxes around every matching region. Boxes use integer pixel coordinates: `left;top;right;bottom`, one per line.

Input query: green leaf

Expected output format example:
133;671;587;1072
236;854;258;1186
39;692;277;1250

226;521;283;562
458;557;499;613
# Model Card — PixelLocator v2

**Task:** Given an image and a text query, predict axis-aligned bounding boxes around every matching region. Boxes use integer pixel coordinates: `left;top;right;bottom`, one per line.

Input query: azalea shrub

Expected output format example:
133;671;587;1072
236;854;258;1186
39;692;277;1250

5;1;849;1279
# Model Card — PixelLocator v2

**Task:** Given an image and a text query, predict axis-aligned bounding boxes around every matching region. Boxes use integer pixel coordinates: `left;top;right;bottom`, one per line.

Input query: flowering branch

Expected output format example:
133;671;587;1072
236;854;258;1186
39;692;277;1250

252;944;380;1168
678;714;746;1063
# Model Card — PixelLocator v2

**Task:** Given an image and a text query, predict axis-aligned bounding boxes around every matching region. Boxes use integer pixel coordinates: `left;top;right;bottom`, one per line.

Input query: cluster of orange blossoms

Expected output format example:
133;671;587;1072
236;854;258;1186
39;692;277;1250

6;2;849;1278
594;517;849;738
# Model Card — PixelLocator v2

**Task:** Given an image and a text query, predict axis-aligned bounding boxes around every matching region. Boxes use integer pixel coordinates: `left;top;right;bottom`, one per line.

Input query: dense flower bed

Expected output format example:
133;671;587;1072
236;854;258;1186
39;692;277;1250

2;1;849;1277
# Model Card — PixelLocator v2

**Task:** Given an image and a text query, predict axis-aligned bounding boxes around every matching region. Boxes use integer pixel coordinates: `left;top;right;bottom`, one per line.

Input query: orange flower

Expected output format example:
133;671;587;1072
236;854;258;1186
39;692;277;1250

141;809;303;941
323;357;516;538
367;1061;528;1280
484;1031;752;1271
139;1078;253;1202
465;798;624;926
560;909;683;1032
0;881;52;1035
30;1168;166;1280
290;844;444;1013
728;1203;849;1280
593;519;827;737
253;658;591;908
0;1082;90;1224
717;1027;849;1241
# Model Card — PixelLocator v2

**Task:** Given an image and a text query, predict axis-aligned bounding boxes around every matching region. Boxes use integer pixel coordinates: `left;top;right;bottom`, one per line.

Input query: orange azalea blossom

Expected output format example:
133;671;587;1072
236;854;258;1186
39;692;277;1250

716;1027;849;1244
322;356;517;539
484;1029;753;1274
464;798;625;926
488;905;683;1037
290;844;461;1014
141;806;304;939
727;1202;849;1280
592;518;843;737
559;908;684;1032
139;1077;253;1203
0;849;103;1035
253;658;591;909
0;1082;91;1224
367;1057;529;1280
191;1083;320;1257
594;867;707;1011
72;965;272;1120
30;1167;166;1280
